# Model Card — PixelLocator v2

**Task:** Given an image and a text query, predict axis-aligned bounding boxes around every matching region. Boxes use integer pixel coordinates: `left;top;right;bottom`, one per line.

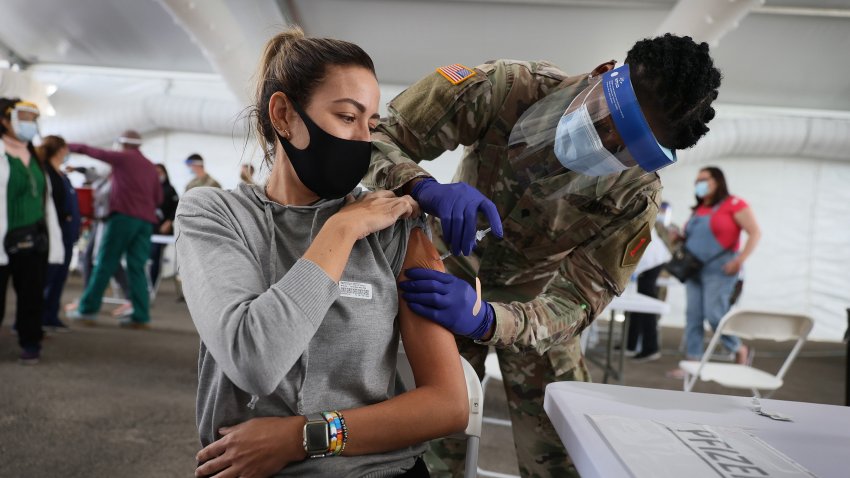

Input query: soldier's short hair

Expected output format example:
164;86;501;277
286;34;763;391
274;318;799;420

625;34;722;150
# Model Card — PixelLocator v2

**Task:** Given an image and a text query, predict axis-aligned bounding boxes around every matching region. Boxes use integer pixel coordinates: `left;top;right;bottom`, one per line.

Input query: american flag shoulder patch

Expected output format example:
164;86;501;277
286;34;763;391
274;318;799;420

436;64;476;85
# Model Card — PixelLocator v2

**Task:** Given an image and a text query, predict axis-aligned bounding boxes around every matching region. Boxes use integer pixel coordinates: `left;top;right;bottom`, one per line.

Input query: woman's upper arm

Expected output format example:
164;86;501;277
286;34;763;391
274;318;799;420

397;228;464;389
733;207;760;236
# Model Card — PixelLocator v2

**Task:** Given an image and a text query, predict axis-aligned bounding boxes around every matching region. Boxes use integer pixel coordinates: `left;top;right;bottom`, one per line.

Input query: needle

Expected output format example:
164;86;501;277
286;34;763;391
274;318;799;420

439;227;492;260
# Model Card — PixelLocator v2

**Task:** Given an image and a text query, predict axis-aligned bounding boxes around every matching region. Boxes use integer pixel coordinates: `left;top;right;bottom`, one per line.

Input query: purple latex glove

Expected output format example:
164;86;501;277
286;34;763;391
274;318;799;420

399;268;495;340
411;178;503;256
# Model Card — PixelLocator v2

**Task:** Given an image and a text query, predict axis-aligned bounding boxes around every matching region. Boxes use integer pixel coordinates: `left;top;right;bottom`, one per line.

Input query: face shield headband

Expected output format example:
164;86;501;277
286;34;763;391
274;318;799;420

508;65;675;179
7;102;40;143
596;64;676;173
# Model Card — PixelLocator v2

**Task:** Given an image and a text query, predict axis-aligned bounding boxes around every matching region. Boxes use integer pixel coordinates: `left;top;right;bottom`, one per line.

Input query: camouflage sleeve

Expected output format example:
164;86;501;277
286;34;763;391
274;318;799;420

480;187;661;354
363;62;508;192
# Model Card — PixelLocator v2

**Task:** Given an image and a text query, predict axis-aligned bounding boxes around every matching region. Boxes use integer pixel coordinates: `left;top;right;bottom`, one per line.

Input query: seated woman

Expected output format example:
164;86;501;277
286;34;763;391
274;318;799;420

175;28;468;478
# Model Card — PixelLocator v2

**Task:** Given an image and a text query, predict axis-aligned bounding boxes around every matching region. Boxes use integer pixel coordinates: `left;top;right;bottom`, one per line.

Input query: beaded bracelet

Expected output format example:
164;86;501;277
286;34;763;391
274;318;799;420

321;410;349;456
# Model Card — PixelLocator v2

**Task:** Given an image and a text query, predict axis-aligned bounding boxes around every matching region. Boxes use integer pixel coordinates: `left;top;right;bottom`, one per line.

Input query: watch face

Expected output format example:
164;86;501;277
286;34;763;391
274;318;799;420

305;421;329;454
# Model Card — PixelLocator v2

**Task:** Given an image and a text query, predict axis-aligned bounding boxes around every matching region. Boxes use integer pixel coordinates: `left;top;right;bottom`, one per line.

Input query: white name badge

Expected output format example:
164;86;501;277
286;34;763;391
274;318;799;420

339;281;373;300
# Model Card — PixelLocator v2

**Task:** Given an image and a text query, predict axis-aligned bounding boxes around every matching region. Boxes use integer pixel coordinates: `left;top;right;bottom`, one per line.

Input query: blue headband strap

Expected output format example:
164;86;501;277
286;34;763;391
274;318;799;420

602;64;676;172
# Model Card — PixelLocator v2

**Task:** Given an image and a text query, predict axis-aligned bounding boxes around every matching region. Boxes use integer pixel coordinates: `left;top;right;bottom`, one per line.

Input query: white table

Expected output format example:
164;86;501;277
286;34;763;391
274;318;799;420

544;382;850;478
151;234;176;245
590;293;671;384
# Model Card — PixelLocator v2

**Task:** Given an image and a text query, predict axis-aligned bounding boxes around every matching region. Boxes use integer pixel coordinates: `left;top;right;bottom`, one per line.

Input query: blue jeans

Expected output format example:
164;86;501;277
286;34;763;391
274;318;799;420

685;268;740;359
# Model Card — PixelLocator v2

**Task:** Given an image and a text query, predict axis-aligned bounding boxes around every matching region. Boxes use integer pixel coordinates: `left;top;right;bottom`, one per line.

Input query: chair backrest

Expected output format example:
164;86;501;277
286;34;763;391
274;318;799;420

694;309;815;388
717;309;814;342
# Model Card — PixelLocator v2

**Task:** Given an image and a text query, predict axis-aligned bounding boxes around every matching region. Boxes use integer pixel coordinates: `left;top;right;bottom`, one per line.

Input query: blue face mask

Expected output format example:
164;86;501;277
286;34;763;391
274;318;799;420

695;180;710;198
13;120;39;143
553;104;629;177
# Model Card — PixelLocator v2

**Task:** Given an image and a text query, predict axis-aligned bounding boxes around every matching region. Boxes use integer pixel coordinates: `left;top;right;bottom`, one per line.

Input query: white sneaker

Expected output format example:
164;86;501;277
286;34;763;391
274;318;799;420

632;351;661;363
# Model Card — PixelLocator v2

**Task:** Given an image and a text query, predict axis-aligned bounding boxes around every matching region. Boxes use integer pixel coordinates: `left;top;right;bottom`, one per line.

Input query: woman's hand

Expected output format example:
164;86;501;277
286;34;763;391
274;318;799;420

159;220;173;235
195;416;306;478
331;190;419;240
723;257;743;275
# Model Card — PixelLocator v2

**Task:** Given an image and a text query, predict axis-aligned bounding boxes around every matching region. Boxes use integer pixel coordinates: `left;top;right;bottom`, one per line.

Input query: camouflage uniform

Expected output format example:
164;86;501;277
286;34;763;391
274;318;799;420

364;60;661;477
185;173;221;192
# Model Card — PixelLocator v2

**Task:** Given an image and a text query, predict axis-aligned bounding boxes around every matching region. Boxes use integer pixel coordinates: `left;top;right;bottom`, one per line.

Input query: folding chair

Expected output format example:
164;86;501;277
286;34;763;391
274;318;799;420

479;351;520;478
679;309;814;398
397;348;483;478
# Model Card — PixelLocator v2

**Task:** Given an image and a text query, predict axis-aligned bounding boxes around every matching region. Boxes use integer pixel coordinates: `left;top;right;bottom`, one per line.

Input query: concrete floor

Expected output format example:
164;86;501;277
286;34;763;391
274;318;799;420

1;273;846;477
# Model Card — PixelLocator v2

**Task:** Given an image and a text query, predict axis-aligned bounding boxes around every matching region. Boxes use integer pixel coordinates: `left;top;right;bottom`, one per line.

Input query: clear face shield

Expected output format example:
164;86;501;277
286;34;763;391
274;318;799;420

112;135;143;151
509;64;676;181
9;102;40;143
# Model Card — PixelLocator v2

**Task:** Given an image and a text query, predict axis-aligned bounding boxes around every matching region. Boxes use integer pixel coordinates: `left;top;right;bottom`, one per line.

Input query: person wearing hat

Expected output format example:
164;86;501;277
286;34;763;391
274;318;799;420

365;34;722;477
184;153;221;192
65;130;162;328
0;98;65;364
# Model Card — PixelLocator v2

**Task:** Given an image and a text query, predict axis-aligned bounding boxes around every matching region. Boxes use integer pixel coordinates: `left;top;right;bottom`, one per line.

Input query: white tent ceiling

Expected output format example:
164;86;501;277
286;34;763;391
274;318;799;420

0;0;849;111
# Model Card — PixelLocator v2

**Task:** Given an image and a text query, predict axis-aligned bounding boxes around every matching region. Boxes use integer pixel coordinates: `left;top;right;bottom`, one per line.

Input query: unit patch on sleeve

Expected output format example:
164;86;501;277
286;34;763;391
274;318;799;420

622;222;652;268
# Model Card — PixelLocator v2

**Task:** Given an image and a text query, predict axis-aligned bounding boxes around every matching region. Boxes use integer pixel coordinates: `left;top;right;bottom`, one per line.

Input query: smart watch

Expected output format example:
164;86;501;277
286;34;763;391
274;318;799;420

303;413;330;458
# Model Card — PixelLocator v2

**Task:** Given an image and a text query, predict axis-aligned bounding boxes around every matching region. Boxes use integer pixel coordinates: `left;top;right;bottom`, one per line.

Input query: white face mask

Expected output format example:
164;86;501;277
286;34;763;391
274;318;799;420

554;104;629;177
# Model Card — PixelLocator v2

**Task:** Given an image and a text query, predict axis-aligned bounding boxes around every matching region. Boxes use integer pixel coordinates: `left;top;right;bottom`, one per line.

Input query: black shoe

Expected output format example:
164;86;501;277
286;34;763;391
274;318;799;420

19;349;40;365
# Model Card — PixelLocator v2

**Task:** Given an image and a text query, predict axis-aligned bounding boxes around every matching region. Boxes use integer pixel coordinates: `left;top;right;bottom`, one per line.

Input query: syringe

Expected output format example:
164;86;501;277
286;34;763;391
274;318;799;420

439;227;492;260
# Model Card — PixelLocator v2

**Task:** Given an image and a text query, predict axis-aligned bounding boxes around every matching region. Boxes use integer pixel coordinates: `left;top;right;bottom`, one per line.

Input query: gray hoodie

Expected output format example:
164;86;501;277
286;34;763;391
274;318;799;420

175;184;425;477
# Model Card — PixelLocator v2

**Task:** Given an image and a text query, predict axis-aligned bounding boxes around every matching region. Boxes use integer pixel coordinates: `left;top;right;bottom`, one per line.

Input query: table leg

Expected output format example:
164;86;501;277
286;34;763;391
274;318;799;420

618;313;631;385
603;310;615;384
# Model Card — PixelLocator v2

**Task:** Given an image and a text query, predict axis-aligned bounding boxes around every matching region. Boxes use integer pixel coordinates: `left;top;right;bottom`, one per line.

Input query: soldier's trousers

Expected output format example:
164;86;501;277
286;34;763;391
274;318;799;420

425;337;589;478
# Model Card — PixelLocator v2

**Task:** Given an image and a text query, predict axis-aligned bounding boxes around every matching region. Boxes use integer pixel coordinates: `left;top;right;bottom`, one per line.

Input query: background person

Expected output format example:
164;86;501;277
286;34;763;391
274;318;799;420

184;153;220;191
625;204;673;362
65;167;133;318
149;163;178;291
672;166;761;375
39;135;81;332
239;163;255;185
0;98;64;364
65;131;162;328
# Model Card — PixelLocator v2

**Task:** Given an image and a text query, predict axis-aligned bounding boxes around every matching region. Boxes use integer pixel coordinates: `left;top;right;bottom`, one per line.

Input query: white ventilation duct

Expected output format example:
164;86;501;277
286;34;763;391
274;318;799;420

40;95;247;145
656;0;764;46
43;100;850;165
679;116;850;164
154;0;257;105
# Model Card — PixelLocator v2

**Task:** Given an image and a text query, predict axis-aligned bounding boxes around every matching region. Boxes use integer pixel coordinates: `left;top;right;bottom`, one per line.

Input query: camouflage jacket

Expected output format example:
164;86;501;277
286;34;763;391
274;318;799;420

365;60;661;366
185;173;221;192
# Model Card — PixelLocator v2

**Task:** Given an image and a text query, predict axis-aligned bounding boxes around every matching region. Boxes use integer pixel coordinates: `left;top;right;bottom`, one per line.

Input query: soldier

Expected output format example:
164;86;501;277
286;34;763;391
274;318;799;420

365;34;722;477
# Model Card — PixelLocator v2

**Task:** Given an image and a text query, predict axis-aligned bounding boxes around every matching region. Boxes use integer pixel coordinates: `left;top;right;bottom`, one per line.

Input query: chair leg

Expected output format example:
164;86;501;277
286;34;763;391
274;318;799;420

464;436;480;478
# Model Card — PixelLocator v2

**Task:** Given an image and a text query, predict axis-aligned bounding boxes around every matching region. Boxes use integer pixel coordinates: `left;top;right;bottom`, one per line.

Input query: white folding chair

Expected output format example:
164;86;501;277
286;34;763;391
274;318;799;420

478;351;520;478
397;348;483;478
679;309;814;398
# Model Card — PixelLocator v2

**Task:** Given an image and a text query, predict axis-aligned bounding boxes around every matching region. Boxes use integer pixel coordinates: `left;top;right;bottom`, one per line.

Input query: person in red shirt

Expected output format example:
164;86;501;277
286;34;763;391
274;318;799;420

680;166;761;364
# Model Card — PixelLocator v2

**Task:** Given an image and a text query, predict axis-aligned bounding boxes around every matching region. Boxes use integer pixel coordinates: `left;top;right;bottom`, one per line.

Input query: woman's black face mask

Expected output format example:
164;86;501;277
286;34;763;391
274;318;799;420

276;100;371;200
